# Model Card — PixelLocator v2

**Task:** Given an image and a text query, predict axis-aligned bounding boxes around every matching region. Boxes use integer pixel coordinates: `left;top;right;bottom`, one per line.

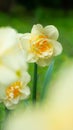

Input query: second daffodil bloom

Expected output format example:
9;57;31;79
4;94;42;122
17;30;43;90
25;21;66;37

19;24;63;66
0;27;31;109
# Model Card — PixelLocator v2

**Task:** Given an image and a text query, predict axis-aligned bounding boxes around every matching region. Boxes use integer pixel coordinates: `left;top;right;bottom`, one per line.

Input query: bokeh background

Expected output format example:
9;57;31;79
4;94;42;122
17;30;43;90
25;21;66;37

0;1;73;129
0;0;73;100
0;0;73;58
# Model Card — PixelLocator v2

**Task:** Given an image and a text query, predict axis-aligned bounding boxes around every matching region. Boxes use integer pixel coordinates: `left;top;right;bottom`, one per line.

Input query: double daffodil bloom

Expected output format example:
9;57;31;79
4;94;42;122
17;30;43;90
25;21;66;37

19;24;63;66
0;27;31;109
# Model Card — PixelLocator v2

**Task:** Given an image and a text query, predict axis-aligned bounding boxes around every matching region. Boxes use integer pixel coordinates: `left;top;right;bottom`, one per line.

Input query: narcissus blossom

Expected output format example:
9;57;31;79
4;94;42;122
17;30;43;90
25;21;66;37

5;60;73;130
0;27;30;109
19;24;63;66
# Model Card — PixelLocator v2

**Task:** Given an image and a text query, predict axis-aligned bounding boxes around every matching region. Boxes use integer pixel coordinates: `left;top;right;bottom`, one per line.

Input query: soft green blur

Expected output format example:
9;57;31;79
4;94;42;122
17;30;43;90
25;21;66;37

0;4;73;130
0;7;73;98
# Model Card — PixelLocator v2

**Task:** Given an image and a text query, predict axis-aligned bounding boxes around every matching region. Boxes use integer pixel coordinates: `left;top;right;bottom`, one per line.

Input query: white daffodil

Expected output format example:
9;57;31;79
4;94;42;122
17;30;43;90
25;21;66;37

19;24;63;66
2;71;30;110
0;27;31;109
5;59;73;130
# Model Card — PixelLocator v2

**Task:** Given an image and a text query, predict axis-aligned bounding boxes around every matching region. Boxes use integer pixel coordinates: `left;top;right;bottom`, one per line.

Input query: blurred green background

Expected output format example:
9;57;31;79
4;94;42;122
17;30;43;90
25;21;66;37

0;0;73;58
0;0;73;99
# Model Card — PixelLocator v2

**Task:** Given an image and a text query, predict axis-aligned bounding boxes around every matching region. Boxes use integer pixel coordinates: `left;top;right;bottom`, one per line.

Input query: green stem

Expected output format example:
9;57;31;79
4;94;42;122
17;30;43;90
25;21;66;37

0;121;2;130
0;122;1;130
32;63;38;103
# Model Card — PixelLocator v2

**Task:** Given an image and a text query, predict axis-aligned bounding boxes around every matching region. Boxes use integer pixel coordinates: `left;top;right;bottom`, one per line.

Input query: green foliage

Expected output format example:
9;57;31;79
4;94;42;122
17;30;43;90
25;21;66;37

0;9;73;107
0;104;6;122
41;60;54;101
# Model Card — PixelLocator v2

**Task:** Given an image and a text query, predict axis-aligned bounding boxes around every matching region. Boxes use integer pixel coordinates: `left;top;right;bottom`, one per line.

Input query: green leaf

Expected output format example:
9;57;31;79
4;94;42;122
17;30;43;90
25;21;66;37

0;103;6;122
40;60;54;101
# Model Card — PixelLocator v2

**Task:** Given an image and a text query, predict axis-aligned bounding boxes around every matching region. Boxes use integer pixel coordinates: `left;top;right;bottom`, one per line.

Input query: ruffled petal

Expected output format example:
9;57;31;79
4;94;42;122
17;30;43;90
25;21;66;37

44;25;59;40
11;97;20;104
37;57;53;67
19;34;31;57
31;24;43;36
0;65;18;85
26;52;38;63
21;71;31;85
20;86;30;99
4;100;16;109
51;40;63;56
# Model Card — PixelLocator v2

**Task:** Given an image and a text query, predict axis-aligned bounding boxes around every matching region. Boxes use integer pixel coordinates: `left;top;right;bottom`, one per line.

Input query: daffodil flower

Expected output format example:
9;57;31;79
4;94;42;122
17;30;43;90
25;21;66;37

5;60;73;130
19;24;63;66
0;27;31;109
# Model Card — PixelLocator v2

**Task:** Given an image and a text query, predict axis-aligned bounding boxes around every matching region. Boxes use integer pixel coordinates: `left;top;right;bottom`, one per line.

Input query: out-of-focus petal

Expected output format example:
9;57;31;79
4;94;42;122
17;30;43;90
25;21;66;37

0;27;17;56
2;49;28;71
0;65;18;85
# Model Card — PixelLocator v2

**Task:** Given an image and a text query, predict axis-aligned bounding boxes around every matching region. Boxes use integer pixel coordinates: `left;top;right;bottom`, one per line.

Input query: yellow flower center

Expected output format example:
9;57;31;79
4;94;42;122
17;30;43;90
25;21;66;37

31;35;53;56
6;81;22;99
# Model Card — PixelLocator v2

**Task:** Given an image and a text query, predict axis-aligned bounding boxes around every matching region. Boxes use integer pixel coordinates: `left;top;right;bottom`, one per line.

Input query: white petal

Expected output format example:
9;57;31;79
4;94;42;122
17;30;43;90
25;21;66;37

20;86;30;99
51;41;63;56
4;100;13;108
37;57;52;67
31;24;43;36
0;84;6;99
0;65;18;85
2;49;28;71
11;97;20;104
44;25;59;40
0;27;17;56
27;52;38;63
19;36;31;55
4;100;16;109
20;33;31;39
21;71;31;85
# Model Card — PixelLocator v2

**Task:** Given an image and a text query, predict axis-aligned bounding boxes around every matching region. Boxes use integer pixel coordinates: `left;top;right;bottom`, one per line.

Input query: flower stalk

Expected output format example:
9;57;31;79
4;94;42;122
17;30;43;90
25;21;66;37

32;63;38;103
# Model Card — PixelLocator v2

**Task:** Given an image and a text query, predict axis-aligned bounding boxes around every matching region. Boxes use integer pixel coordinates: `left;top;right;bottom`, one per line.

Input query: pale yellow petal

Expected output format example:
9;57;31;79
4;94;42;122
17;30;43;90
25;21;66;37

2;50;28;71
4;100;16;109
19;38;30;55
44;25;59;40
31;24;43;36
0;84;6;99
51;40;63;56
21;71;31;85
11;97;20;104
0;65;18;85
20;86;30;99
37;57;52;67
0;27;17;56
27;53;38;63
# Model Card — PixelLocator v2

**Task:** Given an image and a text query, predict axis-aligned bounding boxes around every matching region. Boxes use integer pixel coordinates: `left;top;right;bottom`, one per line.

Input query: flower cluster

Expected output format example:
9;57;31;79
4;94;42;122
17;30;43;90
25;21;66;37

0;27;30;109
0;24;62;109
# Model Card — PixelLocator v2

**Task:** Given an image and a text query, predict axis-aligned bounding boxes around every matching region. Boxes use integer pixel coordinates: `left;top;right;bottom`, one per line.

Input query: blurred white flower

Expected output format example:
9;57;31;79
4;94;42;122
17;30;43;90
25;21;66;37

0;27;31;109
5;59;73;130
19;24;62;66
